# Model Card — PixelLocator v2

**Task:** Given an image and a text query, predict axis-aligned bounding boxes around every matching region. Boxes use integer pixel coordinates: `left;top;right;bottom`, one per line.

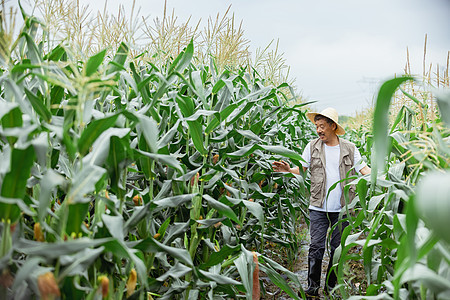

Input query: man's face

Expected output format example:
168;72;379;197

315;118;336;144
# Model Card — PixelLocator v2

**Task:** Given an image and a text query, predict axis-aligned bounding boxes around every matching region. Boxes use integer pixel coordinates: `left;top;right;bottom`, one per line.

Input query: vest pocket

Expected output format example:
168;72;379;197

310;150;324;205
310;168;324;204
341;155;356;203
310;174;324;193
342;155;352;166
311;151;322;167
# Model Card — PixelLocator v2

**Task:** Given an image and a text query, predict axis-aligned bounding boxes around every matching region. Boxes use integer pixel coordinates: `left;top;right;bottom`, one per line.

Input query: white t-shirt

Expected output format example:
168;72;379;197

301;141;366;212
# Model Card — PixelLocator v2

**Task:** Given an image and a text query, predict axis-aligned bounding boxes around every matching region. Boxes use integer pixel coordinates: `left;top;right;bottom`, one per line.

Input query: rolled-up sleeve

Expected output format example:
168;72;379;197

353;147;367;173
301;142;311;169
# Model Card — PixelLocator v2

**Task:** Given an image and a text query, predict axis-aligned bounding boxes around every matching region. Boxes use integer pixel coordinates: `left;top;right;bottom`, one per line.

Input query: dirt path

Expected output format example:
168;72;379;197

261;228;334;299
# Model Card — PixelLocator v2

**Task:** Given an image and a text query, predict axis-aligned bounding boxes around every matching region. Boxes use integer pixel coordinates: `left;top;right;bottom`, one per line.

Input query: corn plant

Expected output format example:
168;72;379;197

334;78;450;300
0;7;312;299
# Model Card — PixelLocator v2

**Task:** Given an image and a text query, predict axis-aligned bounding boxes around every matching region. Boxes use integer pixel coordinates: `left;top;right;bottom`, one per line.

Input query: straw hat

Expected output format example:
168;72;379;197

306;107;345;135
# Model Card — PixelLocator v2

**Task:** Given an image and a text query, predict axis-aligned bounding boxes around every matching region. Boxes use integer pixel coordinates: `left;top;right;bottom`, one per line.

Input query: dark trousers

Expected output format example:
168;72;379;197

308;209;348;261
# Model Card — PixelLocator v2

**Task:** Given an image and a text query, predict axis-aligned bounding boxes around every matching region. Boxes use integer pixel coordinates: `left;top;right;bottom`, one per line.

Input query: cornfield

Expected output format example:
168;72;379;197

0;1;449;300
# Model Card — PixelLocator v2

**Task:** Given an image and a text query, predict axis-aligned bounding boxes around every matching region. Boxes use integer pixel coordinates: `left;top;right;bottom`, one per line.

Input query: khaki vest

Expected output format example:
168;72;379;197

309;137;356;208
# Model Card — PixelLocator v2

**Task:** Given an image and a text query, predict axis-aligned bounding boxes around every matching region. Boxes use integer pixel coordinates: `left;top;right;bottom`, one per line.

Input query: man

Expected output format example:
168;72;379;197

272;107;370;297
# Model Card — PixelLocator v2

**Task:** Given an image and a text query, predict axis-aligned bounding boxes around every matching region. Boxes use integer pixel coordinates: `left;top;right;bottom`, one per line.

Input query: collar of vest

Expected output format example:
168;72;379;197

312;137;352;162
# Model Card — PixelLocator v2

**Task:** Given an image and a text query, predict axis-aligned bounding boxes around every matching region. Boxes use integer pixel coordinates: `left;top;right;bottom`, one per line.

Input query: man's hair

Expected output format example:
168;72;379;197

314;114;335;126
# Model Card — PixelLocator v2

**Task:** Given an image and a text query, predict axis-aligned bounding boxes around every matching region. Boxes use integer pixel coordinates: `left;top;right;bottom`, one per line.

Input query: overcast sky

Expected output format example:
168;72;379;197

12;0;450;115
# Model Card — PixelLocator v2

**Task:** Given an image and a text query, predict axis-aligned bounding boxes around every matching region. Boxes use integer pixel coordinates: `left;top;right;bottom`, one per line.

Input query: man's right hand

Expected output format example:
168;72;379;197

272;160;291;172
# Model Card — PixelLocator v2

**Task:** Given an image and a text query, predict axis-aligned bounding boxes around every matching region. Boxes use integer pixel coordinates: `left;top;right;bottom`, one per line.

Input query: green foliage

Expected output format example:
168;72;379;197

0;12;308;299
341;76;450;300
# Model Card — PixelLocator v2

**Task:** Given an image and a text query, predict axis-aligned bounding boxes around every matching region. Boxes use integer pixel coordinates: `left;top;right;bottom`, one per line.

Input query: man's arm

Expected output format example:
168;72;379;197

353;146;371;176
359;165;371;175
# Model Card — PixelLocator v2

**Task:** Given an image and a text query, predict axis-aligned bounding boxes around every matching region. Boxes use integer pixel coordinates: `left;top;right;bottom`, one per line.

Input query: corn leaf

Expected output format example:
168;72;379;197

24;88;52;122
0;146;35;221
78;114;119;156
66;165;106;204
371;76;413;184
106;42;128;75
85;49;107;76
